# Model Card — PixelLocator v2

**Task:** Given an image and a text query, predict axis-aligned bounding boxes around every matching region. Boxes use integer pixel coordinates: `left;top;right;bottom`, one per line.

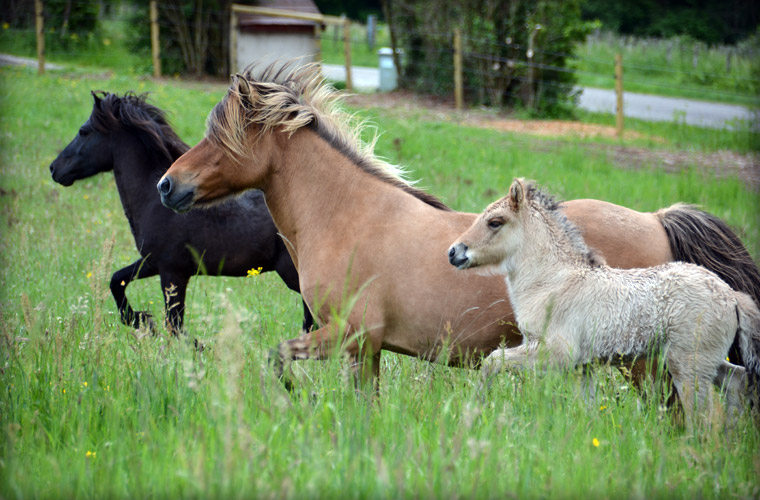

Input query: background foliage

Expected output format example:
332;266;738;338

581;0;760;44
385;0;595;117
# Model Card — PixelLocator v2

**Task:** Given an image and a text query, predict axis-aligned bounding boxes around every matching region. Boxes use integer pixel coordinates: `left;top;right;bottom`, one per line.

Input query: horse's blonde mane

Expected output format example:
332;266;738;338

524;183;606;267
206;62;450;210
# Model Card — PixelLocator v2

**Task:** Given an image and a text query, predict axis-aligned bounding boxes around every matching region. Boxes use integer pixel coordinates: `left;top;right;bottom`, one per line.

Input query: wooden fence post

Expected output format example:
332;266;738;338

343;17;352;91
34;0;44;75
149;0;161;77
453;28;463;110
229;7;238;74
615;53;624;139
314;23;322;66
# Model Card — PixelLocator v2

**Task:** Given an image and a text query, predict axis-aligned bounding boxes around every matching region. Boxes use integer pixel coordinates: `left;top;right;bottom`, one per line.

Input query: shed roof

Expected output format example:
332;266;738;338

238;0;322;27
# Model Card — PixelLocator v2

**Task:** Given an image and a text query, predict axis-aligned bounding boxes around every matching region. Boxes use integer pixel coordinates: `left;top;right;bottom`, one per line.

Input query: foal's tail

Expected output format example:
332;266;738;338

656;203;760;364
736;293;760;399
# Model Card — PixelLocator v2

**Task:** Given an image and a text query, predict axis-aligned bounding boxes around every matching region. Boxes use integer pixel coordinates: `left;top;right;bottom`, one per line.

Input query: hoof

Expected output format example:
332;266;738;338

268;346;294;392
133;311;157;333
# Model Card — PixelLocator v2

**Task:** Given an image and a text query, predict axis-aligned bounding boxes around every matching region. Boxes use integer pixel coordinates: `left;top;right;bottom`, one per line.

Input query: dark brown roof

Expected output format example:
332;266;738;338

239;0;322;27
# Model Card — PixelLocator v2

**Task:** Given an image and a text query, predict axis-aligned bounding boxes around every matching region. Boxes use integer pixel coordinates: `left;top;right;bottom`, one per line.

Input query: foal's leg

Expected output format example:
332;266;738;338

714;361;747;426
481;340;542;375
109;258;158;329
669;358;716;430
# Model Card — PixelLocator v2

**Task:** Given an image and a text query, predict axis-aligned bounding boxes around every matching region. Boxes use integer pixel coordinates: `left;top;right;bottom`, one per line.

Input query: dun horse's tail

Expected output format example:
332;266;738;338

735;293;760;402
656;203;760;364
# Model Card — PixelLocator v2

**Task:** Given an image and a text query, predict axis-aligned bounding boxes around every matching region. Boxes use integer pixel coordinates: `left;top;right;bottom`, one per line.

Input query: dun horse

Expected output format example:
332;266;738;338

49;91;312;334
157;64;760;388
448;179;760;424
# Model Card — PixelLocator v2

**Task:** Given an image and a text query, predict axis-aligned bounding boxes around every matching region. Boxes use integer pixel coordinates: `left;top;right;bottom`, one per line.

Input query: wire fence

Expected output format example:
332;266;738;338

1;0;758;112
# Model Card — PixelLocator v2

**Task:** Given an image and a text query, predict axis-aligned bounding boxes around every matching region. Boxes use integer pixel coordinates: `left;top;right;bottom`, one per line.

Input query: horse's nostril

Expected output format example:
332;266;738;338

157;176;172;196
448;246;456;258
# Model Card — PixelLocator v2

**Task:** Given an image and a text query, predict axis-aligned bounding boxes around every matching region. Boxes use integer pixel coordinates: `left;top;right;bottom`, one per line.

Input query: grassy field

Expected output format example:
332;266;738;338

573;32;759;106
1;64;759;499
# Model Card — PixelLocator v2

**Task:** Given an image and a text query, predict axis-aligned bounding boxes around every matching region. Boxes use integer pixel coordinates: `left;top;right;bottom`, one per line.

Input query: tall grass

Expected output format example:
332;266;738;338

1;64;759;499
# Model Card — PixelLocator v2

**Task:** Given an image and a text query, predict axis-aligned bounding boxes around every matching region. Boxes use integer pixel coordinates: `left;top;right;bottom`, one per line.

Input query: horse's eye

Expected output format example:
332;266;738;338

487;219;503;230
79;128;90;137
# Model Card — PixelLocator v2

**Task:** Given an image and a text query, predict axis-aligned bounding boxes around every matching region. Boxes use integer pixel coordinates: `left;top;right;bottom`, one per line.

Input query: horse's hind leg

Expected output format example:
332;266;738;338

110;258;158;329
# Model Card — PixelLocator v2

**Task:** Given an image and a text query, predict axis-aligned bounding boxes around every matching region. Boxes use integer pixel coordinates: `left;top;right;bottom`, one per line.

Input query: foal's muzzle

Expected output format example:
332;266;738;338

157;175;195;213
448;243;471;269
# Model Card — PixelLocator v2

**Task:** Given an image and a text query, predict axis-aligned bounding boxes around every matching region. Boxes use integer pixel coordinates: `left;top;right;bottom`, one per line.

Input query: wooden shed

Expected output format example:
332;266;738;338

234;0;322;72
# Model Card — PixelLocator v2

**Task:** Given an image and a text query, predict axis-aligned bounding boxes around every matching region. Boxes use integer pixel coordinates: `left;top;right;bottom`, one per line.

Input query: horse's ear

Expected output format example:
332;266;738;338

234;74;254;99
91;90;102;108
508;178;525;211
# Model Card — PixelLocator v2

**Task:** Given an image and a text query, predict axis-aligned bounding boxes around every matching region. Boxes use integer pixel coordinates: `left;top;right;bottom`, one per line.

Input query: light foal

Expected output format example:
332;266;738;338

156;64;760;390
449;179;760;424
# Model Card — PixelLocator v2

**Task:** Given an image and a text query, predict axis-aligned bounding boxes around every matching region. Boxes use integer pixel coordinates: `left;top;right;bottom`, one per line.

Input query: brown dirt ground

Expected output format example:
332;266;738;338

345;90;760;190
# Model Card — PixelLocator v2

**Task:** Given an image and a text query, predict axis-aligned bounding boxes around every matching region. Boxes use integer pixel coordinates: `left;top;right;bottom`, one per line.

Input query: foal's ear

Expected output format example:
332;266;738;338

508;178;525;211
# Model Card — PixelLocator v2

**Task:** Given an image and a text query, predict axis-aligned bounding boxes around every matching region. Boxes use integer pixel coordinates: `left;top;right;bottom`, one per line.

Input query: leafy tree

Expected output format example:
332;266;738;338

1;0;101;51
384;0;593;116
581;0;760;44
126;0;233;77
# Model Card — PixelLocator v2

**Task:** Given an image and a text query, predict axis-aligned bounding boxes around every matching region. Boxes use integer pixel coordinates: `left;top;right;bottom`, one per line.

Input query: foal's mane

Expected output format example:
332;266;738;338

206;63;451;211
525;183;605;267
91;91;189;162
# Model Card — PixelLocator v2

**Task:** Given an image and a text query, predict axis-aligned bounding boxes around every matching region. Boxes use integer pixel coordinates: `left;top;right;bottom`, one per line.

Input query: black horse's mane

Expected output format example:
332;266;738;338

90;91;189;162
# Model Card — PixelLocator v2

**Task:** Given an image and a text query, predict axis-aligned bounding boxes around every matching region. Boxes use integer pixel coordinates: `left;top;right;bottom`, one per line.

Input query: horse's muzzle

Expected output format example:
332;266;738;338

158;175;195;213
448;243;471;269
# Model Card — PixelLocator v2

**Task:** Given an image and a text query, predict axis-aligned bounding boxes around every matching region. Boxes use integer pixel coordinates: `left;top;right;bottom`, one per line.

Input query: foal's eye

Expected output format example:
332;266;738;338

487;219;503;230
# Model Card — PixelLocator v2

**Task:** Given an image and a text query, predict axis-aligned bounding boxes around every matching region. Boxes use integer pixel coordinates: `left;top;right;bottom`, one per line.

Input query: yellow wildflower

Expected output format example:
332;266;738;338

599;405;607;411
247;267;263;278
83;381;88;387
2;23;9;30
103;38;111;46
85;450;96;458
592;438;600;448
120;280;126;286
83;194;89;200
86;272;93;278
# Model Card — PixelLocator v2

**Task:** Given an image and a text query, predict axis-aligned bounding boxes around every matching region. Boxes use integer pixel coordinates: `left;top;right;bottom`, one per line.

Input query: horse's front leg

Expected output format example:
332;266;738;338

269;323;370;392
110;258;158;329
349;350;381;397
160;272;189;337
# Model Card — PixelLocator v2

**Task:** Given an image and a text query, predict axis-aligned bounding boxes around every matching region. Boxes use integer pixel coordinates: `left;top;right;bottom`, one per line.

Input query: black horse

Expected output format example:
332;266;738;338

49;91;313;334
